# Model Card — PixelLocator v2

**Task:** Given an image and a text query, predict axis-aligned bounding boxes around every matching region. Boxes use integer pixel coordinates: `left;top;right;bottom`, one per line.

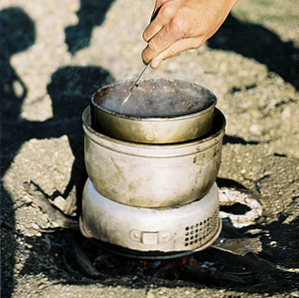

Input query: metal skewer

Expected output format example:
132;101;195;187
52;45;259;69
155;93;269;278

122;62;151;107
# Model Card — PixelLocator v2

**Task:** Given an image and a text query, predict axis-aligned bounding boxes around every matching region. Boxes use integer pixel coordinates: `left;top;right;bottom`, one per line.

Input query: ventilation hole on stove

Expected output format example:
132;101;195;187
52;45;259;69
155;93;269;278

184;208;220;247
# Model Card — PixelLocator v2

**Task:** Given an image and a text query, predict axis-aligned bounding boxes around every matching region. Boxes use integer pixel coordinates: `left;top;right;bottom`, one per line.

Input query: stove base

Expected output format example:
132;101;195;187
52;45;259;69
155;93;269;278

82;218;222;260
80;179;221;256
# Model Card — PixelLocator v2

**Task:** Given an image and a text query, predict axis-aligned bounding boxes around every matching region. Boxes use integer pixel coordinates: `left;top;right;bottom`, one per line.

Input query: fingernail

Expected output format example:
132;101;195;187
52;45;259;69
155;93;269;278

152;59;163;69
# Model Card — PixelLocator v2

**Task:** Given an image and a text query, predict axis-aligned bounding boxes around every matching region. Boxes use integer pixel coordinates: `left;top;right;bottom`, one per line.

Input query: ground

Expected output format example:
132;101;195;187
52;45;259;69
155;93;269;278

1;0;298;297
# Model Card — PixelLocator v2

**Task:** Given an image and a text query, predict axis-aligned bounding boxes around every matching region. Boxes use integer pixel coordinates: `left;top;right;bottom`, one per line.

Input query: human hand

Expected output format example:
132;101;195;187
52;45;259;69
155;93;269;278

142;0;239;68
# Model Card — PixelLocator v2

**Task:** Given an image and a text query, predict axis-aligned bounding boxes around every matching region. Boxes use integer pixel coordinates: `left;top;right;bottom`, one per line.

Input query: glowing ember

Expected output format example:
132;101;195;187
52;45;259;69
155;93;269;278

93;251;215;279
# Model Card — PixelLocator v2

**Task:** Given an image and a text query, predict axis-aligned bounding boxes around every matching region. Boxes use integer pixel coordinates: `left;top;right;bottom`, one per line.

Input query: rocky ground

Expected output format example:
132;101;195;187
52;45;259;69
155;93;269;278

1;0;298;297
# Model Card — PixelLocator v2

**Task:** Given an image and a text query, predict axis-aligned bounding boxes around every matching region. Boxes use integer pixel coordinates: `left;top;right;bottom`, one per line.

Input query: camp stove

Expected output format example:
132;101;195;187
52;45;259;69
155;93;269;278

79;78;226;259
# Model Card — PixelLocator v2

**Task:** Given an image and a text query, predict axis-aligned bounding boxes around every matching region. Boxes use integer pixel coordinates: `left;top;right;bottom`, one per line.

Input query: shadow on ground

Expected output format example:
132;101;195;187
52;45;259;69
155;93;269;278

208;14;299;90
0;5;113;297
65;0;116;54
1;7;35;297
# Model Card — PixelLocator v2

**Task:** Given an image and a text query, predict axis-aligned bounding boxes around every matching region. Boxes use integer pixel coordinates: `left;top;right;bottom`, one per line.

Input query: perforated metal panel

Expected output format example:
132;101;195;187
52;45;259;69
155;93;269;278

184;207;219;248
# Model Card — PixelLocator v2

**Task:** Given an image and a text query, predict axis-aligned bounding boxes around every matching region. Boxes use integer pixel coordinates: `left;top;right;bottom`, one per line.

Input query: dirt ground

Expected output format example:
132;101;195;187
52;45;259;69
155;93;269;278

1;0;298;297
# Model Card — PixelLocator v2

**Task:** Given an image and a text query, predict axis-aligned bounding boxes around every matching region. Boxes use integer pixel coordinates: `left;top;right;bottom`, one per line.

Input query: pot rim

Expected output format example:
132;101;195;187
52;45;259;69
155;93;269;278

91;77;217;121
82;106;226;157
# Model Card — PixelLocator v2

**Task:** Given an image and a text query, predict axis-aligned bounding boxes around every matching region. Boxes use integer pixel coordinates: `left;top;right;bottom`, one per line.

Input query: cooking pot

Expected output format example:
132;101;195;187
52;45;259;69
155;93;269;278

82;107;225;208
91;78;216;144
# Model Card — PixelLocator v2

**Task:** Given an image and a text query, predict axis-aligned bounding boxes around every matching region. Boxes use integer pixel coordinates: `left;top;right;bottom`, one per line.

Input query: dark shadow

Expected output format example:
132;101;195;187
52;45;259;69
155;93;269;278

46;66;113;207
1;64;113;296
2;65;113;211
65;0;116;54
208;14;299;90
1;7;35;167
216;177;248;190
223;134;259;145
1;3;115;297
220;203;251;215
0;7;35;298
1;51;113;298
16;176;298;295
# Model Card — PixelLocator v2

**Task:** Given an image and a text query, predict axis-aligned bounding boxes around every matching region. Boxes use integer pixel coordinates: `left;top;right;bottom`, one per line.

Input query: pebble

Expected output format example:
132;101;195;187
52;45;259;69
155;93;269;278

37;284;46;290
25;243;33;250
31;223;40;230
22;195;32;204
270;241;277;247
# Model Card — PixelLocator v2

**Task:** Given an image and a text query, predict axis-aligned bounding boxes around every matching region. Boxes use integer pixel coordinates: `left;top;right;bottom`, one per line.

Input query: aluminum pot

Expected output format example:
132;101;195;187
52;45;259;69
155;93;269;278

83;106;225;208
91;78;216;144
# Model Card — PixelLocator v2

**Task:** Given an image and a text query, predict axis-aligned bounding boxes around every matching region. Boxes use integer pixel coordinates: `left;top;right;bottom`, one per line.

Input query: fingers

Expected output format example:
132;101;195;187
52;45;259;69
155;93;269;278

143;0;168;42
143;0;184;64
142;16;163;44
150;2;163;22
150;0;168;21
142;21;186;64
146;37;206;69
142;0;239;68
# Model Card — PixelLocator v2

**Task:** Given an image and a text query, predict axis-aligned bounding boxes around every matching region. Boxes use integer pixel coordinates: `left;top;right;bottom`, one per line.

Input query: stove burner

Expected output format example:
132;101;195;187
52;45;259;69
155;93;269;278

84;223;221;260
80;180;221;257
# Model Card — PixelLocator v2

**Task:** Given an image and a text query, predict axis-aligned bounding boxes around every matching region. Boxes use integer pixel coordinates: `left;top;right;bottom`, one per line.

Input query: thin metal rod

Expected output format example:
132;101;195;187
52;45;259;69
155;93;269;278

131;62;151;92
122;62;150;106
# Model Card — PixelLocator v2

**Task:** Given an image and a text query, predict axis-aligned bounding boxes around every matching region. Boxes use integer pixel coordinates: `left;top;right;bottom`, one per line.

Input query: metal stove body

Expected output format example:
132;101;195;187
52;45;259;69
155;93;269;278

80;179;221;258
79;79;226;259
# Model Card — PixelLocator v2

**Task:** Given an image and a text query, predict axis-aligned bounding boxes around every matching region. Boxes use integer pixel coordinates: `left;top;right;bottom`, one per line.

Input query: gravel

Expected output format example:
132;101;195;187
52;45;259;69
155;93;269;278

1;0;298;297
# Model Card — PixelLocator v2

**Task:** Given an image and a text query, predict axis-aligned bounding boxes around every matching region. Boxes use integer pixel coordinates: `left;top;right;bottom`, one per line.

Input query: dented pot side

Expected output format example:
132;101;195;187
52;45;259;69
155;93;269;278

82;107;225;208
